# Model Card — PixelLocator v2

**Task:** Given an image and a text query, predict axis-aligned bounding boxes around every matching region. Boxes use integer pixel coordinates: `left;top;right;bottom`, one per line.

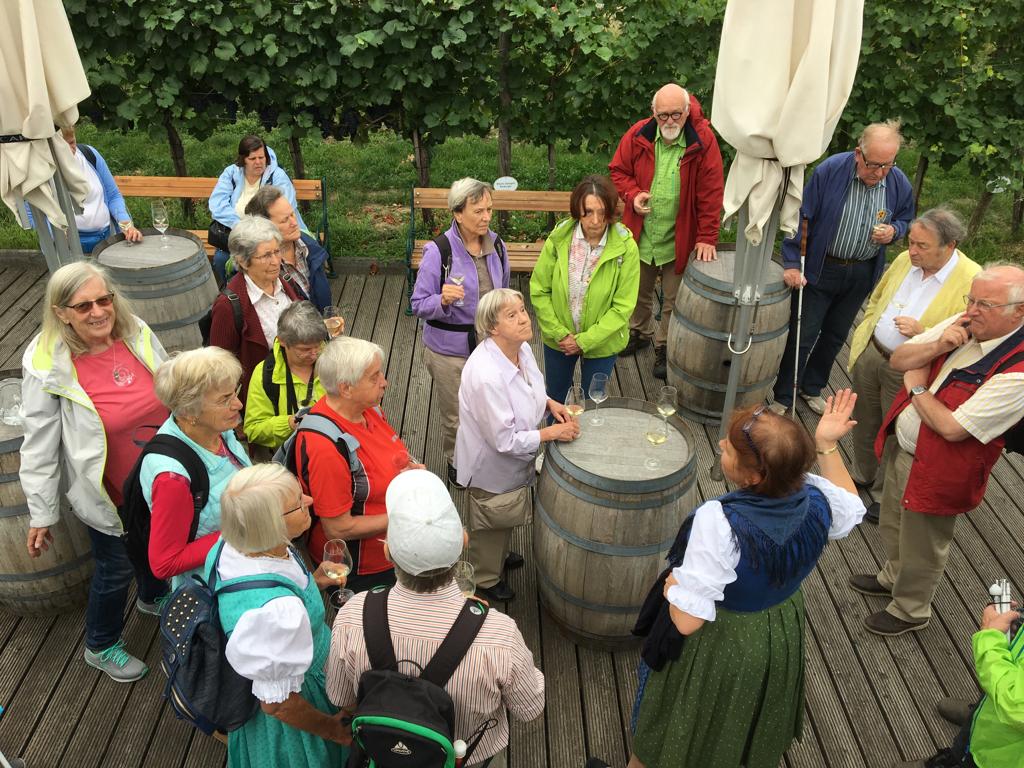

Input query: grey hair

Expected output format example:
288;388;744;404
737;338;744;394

228;215;282;269
475;288;524;339
650;84;690;115
219;464;297;554
973;263;1024;308
154;347;243;418
316;336;384;395
277;301;328;347
42;262;138;357
859;120;905;153
393;563;457;594
447;178;493;213
912;207;966;247
243;185;286;219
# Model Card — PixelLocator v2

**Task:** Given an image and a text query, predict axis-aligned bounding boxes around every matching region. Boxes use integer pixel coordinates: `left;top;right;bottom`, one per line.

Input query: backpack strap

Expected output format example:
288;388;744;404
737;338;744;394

420;599;489;688
225;288;243;338
362;586;399;671
79;144;98;169
434;233;453;294
261;351;281;416
142;434;210;541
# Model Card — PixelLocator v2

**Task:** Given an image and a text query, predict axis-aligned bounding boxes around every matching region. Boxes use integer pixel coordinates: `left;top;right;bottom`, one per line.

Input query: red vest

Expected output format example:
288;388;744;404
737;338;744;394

875;331;1024;516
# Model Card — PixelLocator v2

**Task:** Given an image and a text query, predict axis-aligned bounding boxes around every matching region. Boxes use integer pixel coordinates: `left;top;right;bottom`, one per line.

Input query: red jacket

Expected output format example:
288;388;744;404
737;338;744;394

876;332;1024;515
609;95;724;274
209;272;301;398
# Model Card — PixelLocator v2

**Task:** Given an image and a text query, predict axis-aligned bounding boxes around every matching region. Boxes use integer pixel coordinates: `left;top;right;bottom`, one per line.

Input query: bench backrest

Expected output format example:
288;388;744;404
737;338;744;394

412;187;572;213
113;176;324;201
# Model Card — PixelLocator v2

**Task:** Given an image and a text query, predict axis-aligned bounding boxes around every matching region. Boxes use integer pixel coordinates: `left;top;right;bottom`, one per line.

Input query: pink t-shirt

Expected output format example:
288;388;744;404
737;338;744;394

73;340;169;506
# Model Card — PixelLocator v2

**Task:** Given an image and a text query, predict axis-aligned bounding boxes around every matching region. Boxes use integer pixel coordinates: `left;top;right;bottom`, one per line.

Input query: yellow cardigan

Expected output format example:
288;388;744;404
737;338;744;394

848;249;982;370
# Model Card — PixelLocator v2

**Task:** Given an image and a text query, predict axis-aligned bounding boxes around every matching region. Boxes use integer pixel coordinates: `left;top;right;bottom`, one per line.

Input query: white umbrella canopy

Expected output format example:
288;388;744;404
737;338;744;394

0;0;91;247
712;0;863;244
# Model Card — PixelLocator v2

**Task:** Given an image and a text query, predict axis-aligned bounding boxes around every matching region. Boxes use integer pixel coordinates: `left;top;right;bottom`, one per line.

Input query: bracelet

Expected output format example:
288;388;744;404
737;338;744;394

816;444;839;456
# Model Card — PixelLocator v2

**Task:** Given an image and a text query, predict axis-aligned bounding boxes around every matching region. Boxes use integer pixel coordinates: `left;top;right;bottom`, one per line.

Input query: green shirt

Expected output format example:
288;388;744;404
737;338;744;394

638;132;684;266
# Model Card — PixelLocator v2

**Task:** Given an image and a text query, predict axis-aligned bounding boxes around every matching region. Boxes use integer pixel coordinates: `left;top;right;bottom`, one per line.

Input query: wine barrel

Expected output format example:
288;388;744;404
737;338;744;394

534;397;697;648
93;228;218;353
666;247;789;423
0;421;94;614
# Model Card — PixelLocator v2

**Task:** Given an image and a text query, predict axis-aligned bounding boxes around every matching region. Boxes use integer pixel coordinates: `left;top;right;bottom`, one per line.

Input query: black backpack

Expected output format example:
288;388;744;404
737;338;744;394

198;287;242;346
261;349;316;416
159;541;305;735
120;434;209;584
347;586;492;768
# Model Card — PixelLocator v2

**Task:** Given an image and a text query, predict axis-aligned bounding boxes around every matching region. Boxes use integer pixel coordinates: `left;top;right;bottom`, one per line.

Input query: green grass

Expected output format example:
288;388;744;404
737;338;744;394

2;118;1020;264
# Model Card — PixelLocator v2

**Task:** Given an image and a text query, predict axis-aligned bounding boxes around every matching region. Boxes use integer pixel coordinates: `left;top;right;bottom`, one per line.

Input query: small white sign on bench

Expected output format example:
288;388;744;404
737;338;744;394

493;176;518;191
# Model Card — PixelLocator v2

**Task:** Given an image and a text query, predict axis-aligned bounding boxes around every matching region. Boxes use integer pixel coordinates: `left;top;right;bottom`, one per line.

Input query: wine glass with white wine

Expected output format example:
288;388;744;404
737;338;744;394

449;273;466;306
565;384;585;421
657;386;677;442
453;561;476;598
644;414;668;470
588;372;609;426
323;306;345;338
151;200;170;249
323;539;353;580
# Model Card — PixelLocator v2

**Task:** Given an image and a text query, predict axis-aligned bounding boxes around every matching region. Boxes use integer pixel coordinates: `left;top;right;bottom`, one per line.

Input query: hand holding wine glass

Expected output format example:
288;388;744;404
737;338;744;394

449;273;466;307
323;539;353;580
323;306;345;338
565;385;585;421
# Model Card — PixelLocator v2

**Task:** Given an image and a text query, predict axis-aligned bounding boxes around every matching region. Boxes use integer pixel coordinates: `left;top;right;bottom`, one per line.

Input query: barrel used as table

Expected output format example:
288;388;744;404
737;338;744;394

0;421;94;614
534;397;697;648
666;247;789;423
93;228;218;353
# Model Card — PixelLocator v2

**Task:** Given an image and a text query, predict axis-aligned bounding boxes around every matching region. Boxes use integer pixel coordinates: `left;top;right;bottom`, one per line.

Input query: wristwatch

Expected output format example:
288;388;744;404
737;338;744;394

910;385;928;397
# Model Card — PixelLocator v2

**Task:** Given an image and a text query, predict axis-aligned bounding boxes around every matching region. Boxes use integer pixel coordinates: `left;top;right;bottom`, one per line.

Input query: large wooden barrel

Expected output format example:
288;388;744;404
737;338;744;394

93;228;218;353
534;397;697;648
0;421;94;614
666;248;789;423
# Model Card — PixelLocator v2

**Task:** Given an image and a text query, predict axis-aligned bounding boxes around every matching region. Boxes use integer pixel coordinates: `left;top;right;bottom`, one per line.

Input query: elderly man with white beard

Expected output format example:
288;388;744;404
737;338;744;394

609;83;725;380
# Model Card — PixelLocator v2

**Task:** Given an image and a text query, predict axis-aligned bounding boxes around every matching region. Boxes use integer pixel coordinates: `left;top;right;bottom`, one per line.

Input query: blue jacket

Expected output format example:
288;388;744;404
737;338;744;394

780;151;915;286
208;145;308;232
301;232;332;312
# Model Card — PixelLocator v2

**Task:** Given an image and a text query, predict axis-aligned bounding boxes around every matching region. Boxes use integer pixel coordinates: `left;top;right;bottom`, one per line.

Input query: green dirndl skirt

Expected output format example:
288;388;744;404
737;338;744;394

633;589;806;768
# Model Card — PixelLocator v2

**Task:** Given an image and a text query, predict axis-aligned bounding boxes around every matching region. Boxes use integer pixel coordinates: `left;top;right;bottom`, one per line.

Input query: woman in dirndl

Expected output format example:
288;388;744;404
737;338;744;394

627;389;866;768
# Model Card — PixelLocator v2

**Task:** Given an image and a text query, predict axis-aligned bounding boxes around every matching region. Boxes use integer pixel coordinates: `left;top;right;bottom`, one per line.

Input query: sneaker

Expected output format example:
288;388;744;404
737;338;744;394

863;610;929;637
447;462;466;490
84;639;148;683
848;573;891;597
652;346;667;380
936;697;974;727
504;551;525;571
768;401;789;416
620;331;651;357
478;579;515;602
136;594;169;616
800;392;827;415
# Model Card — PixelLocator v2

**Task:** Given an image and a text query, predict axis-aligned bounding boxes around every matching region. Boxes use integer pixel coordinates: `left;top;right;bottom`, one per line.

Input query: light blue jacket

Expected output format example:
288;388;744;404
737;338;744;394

208;145;307;231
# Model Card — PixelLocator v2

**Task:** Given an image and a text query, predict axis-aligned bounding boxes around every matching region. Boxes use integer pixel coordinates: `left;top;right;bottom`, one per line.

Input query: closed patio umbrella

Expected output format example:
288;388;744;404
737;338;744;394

707;0;863;472
0;0;92;270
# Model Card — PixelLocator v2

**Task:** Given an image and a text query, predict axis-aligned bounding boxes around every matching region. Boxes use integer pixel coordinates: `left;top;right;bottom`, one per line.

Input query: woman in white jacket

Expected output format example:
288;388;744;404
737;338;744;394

21;262;169;683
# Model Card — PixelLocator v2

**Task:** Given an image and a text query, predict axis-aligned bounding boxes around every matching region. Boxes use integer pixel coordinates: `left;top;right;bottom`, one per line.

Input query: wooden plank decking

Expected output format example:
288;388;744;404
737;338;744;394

0;254;1020;767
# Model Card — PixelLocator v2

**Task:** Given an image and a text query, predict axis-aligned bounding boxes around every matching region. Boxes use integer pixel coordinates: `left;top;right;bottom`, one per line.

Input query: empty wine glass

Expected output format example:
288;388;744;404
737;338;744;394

453;561;476;598
657;386;677;441
588;372;609;426
323;539;353;580
326;587;355;625
449;273;466;307
565;385;585;421
323;306;344;338
644;414;668;470
151;200;170;248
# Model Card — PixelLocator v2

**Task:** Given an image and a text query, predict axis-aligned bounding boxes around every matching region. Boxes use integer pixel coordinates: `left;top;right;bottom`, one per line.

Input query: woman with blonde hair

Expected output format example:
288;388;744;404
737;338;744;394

21;262;169;682
209;464;349;767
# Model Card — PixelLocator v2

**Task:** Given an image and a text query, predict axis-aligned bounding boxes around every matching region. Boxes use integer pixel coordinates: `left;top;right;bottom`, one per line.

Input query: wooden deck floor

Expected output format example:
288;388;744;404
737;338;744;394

1;255;1021;767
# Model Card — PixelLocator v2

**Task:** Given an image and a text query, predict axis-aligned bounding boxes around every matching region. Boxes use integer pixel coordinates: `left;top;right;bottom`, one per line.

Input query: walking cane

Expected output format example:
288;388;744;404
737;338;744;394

789;217;809;419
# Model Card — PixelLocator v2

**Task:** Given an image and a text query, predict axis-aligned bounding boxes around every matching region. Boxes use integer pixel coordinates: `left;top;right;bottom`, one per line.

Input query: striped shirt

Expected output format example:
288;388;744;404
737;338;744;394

828;171;888;261
326;581;545;764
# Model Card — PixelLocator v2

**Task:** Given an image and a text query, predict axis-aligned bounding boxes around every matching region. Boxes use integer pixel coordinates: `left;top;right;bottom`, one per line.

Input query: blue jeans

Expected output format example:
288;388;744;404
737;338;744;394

212;248;230;285
78;226;111;254
773;258;876;406
542;345;617;405
84;525;167;652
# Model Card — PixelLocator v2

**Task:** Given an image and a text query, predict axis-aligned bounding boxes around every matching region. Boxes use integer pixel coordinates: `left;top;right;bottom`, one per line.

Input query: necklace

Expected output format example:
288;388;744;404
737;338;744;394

110;342;135;387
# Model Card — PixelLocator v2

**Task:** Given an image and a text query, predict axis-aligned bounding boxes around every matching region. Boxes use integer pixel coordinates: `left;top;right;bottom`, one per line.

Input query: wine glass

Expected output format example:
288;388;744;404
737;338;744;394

117;219;134;246
565;385;585;421
453;561;476;598
449;273;466;307
644;414;668;470
323;539;353;580
872;207;892;240
323;306;344;338
151;200;170;248
326;587;355;626
657;386;677;441
588;372;609;426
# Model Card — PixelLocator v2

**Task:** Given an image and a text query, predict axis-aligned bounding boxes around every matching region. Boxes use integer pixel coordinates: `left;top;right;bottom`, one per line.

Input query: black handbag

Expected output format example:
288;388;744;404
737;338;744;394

208;220;232;251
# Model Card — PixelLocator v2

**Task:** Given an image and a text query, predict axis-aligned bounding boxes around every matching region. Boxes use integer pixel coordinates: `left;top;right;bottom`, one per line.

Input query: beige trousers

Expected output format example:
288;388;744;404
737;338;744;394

629;260;684;347
850;340;905;490
470;749;507;768
876;448;959;621
466;486;531;588
423;346;466;466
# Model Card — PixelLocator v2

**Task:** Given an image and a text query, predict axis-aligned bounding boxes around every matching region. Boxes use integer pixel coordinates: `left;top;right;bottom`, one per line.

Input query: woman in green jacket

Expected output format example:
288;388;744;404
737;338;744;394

530;174;640;404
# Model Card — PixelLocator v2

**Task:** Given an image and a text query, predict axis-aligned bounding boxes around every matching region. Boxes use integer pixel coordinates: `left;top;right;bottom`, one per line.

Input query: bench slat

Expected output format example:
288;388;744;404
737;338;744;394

410;240;542;273
114;176;323;200
413;188;571;212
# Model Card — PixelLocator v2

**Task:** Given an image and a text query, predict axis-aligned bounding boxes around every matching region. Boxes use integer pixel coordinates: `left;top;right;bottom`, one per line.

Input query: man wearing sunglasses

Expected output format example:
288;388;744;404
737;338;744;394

770;120;915;417
609;82;725;381
849;265;1024;637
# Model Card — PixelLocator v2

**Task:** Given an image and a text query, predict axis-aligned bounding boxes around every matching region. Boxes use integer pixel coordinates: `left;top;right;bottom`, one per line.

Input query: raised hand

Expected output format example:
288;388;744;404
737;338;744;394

814;388;858;447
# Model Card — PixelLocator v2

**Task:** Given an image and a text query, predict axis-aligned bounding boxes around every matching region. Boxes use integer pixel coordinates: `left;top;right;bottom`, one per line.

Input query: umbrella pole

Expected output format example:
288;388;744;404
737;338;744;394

790;217;809;418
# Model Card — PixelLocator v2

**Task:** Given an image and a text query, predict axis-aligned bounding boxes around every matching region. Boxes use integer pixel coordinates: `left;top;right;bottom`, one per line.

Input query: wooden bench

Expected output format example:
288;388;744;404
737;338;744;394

113;175;330;264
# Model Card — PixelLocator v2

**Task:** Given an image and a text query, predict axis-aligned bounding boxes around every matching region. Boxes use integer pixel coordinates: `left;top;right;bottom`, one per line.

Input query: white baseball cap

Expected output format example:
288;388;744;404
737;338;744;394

385;469;463;575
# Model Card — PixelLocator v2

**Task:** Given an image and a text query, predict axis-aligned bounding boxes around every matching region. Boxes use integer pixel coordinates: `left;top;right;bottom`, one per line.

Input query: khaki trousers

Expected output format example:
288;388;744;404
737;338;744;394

470;749;507;768
466;486;531;588
850;340;905;490
423;346;466;466
876;448;959;621
629;260;684;347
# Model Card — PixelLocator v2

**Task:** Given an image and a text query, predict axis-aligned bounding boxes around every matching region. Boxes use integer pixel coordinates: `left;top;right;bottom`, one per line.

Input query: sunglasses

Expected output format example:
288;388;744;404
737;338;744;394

741;406;766;467
63;293;114;314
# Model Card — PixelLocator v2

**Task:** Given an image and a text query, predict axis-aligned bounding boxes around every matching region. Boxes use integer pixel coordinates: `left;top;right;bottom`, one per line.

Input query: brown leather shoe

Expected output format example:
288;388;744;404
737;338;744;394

864;610;929;636
936;696;974;727
848;573;890;596
620;330;651;357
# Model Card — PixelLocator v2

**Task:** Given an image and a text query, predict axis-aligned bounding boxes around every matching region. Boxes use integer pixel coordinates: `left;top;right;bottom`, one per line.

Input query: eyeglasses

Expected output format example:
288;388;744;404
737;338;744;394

283;498;308;516
654;111;685;122
250;248;282;262
209;385;242;409
963;295;1024;312
857;149;897;171
742;406;766;467
64;293;114;314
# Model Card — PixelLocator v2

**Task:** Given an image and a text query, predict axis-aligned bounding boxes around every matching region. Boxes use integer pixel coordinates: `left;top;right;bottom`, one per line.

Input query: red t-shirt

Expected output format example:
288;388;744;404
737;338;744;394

73;341;168;506
295;399;407;576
